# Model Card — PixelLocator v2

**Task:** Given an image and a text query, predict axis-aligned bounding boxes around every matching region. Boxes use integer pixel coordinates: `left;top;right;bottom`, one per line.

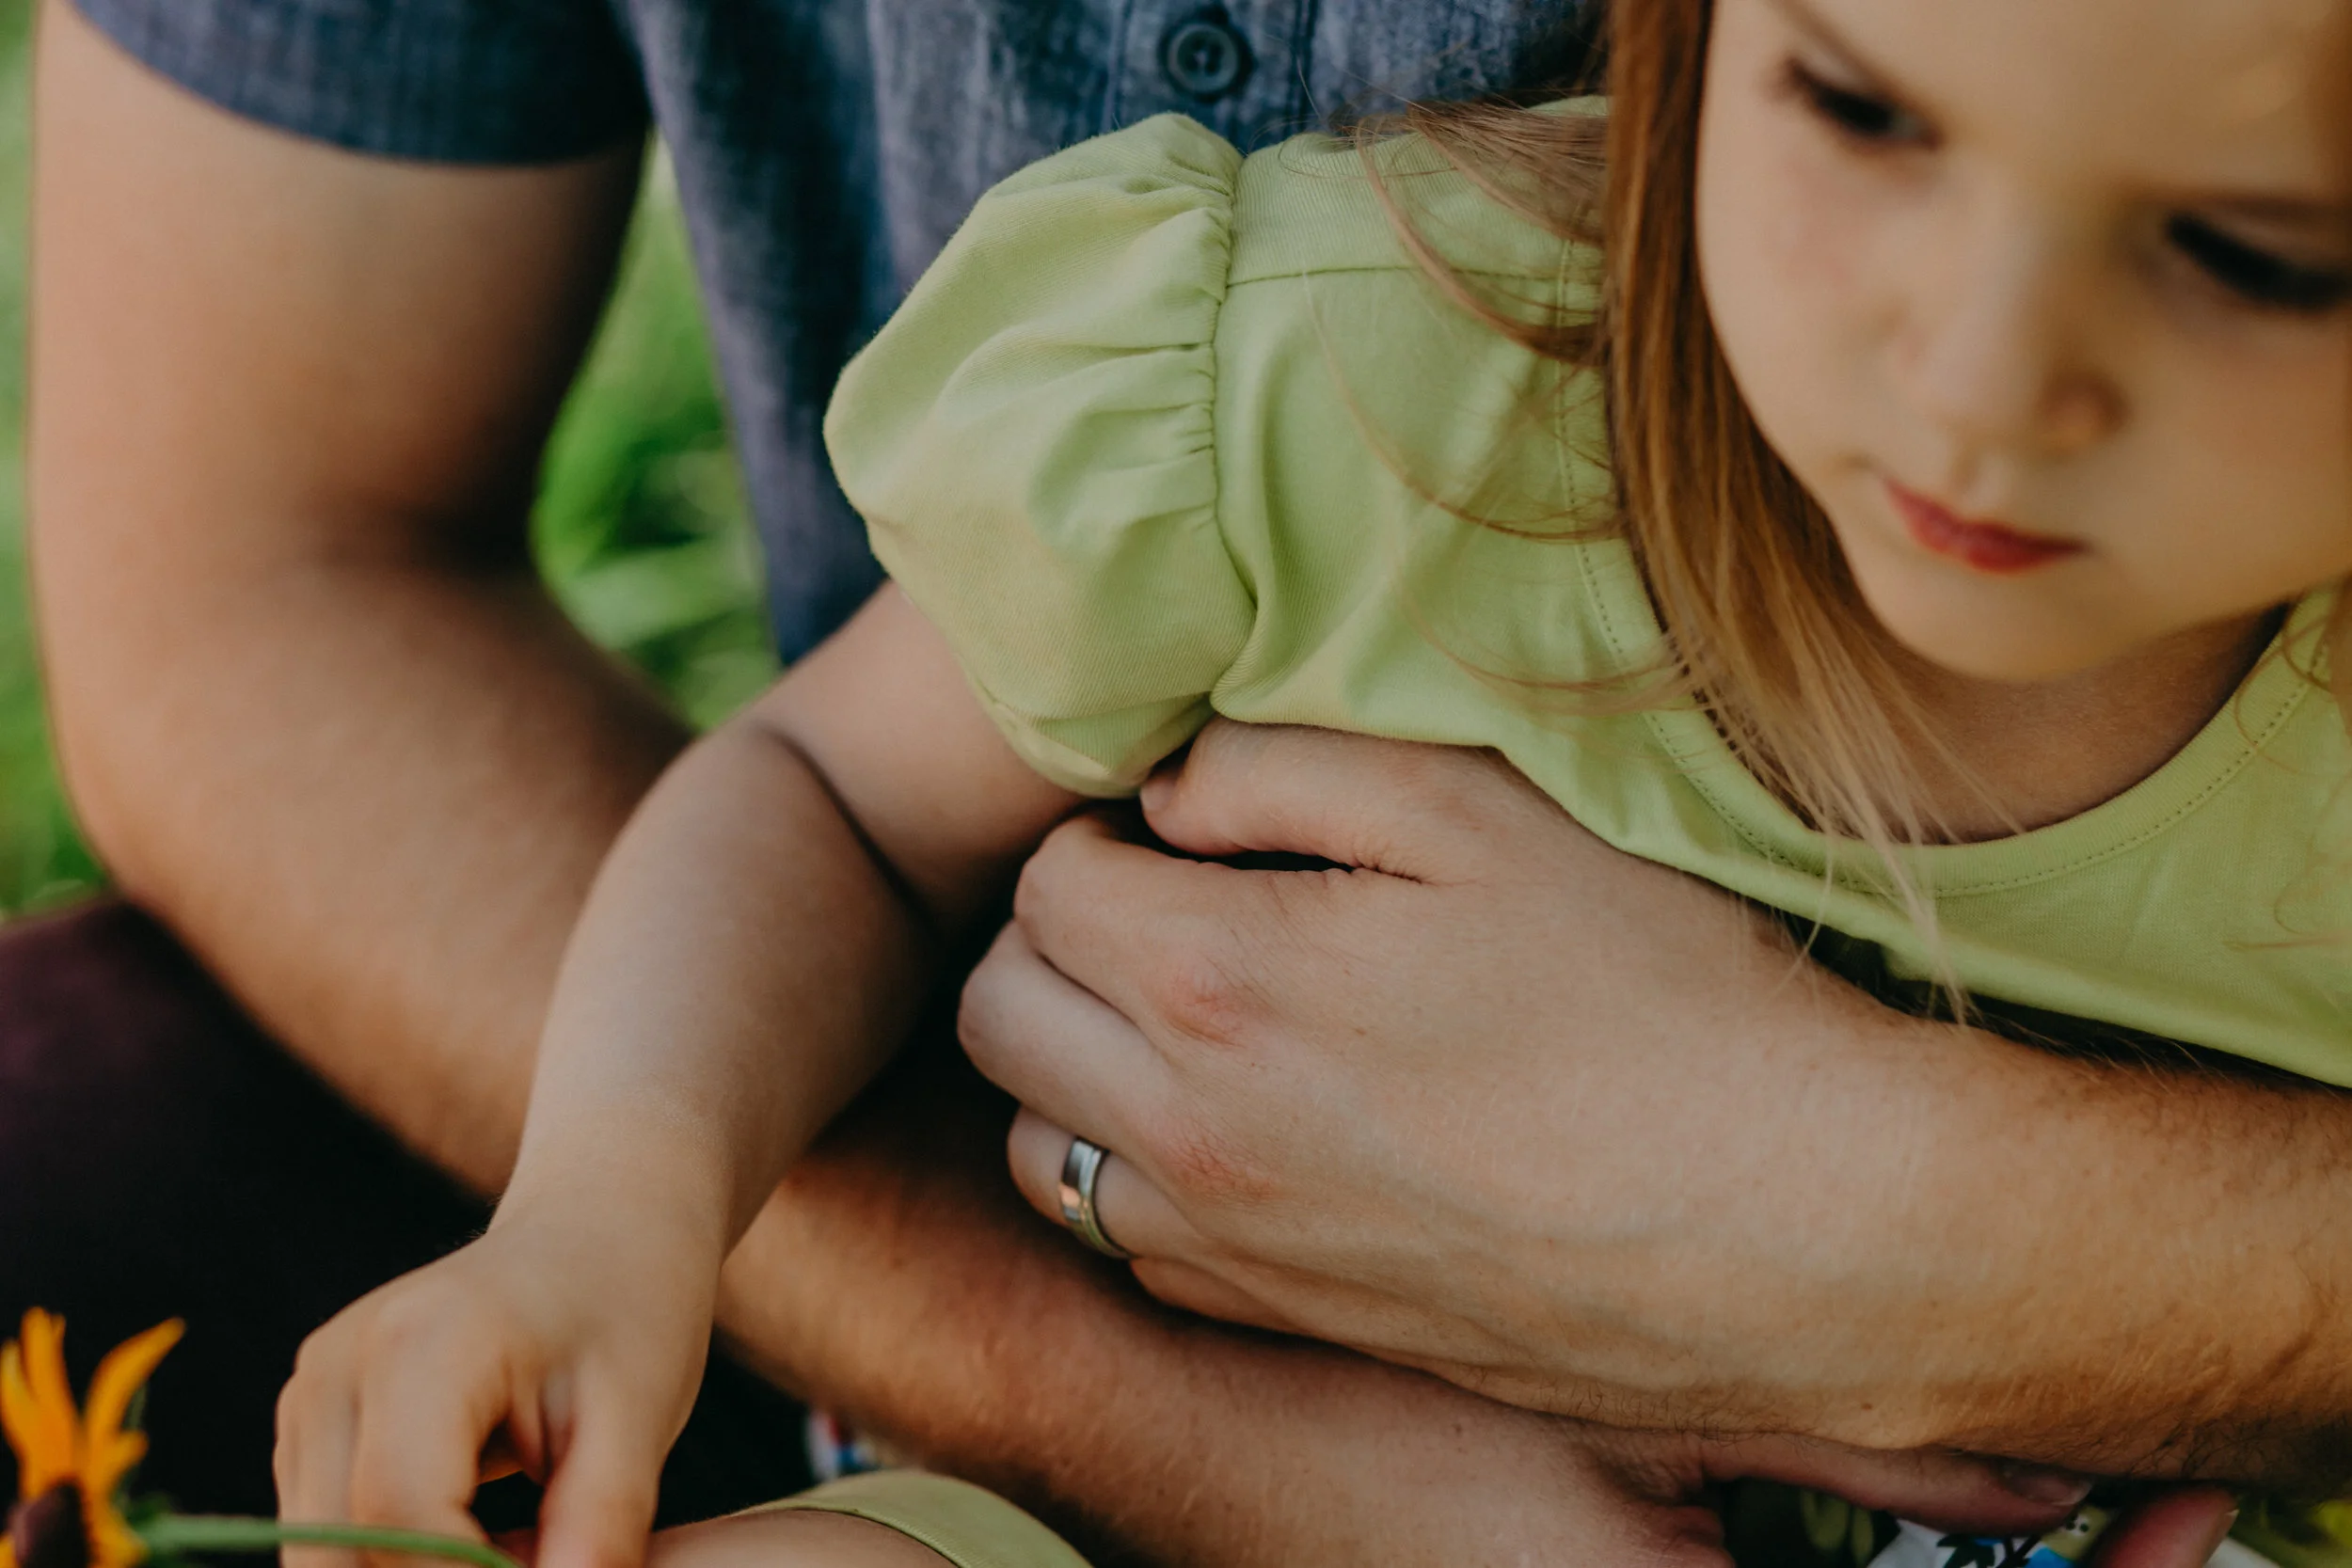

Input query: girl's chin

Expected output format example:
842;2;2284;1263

1852;578;2123;687
1893;636;2106;686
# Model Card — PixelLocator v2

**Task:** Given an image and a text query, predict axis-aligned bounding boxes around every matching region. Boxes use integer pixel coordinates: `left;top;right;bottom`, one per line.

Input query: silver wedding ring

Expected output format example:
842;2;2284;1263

1057;1135;1136;1259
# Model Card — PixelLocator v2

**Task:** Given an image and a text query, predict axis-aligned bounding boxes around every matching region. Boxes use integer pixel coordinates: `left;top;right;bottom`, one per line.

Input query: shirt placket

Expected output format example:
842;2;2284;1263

1103;0;1322;149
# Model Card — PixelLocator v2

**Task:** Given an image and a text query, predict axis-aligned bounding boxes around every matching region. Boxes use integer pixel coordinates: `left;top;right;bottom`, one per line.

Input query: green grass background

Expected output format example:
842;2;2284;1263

0;9;776;916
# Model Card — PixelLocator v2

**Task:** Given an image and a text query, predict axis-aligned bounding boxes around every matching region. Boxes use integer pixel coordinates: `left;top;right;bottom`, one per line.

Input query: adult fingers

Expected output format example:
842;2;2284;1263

1672;1433;2091;1538
1005;1107;1207;1263
1139;721;1540;881
1008;1109;1334;1334
533;1389;671;1568
959;916;1171;1148
1009;812;1346;1055
2090;1489;2241;1568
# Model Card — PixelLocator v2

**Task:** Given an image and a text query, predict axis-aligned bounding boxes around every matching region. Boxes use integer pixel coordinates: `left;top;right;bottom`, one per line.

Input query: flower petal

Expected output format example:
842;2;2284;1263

82;1323;179;1465
3;1314;75;1496
84;1430;148;1505
0;1341;38;1481
86;1498;145;1568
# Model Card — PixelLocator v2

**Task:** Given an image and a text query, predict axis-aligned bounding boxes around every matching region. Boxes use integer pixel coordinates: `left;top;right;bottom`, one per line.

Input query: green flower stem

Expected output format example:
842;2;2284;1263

140;1515;522;1568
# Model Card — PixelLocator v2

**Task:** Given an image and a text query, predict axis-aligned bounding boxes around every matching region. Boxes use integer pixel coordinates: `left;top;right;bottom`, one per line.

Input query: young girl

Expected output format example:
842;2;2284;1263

274;0;2352;1564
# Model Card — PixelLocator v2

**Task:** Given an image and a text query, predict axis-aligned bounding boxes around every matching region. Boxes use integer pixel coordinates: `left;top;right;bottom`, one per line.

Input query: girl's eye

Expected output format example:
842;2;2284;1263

1785;60;1931;148
2166;214;2352;313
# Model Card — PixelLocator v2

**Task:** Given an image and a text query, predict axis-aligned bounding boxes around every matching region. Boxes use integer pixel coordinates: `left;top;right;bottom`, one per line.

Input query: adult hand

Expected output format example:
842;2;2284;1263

967;722;2352;1486
717;1043;2147;1568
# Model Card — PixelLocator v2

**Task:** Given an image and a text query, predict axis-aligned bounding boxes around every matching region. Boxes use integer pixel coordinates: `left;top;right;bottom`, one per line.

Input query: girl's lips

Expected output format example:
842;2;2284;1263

1886;481;2083;574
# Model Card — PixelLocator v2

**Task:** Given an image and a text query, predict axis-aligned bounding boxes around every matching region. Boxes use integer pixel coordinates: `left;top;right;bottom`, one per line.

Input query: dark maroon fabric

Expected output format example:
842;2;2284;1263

0;899;808;1522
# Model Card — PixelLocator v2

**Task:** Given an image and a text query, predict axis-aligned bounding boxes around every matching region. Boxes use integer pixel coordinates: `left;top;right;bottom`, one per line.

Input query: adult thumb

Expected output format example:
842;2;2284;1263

1690;1433;2094;1539
1141;721;1531;881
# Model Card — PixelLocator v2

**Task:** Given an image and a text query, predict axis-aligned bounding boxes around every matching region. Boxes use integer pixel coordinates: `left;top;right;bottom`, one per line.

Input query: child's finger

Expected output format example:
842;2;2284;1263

344;1315;508;1559
276;1331;363;1568
532;1396;669;1568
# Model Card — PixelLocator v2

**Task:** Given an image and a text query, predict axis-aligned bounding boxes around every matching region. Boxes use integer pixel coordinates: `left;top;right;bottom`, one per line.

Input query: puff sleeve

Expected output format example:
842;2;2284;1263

824;116;1253;796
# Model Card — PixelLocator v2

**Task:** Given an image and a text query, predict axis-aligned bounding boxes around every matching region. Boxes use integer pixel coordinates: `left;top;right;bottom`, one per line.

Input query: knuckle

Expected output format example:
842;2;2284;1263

1183;717;1248;779
274;1369;314;1439
1140;941;1262;1045
1009;847;1052;922
270;1433;304;1503
287;1326;338;1387
1150;1117;1276;1208
1161;732;1230;807
285;1322;362;1407
955;959;1011;1059
953;983;994;1058
1010;836;1086;931
357;1293;439;1360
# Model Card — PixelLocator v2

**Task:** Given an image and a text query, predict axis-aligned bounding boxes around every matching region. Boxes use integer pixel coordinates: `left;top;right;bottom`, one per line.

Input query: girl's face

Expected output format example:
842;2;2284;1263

1697;0;2352;683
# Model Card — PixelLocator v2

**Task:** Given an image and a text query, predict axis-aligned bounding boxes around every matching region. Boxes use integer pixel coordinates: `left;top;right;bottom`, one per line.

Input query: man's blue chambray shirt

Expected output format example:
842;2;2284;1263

72;0;1592;658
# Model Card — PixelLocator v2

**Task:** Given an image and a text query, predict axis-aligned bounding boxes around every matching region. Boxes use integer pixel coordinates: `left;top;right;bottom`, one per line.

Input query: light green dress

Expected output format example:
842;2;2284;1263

813;112;2352;1568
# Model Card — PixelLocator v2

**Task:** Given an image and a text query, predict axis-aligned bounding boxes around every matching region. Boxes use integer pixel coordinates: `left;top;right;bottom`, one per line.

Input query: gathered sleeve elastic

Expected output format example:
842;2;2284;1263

824;116;1254;796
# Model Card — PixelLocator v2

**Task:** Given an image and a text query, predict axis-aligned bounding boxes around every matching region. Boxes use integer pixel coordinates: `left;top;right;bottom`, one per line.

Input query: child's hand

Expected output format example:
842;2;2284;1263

275;1208;720;1568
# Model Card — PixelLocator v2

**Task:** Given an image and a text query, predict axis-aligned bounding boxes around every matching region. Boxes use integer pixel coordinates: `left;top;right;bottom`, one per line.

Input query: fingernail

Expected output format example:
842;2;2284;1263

1995;1461;2095;1509
1139;772;1173;812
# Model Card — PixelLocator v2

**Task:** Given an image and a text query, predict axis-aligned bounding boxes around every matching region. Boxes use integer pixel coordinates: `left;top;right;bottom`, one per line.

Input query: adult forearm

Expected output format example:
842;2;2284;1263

1882;1030;2352;1488
28;7;670;1192
1455;993;2352;1487
1403;1005;2352;1489
43;557;686;1190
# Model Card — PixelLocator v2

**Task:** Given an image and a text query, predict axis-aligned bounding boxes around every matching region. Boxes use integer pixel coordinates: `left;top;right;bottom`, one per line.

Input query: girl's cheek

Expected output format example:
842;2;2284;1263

2183;367;2352;589
2105;333;2352;616
1699;103;1885;462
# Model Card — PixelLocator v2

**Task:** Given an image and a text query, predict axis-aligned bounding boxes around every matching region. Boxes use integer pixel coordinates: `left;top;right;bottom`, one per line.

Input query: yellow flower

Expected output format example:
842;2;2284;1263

0;1310;183;1568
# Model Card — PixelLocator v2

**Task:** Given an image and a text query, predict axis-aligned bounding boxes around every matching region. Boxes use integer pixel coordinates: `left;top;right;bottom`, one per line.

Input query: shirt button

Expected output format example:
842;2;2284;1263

1161;8;1253;102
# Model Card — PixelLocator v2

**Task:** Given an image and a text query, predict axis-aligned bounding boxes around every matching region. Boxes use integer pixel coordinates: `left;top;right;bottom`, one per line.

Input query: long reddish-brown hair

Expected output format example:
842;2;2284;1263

1376;0;2352;925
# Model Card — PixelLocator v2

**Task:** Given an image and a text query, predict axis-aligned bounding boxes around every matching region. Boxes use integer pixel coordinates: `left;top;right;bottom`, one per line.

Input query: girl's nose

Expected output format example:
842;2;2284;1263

1891;227;2122;460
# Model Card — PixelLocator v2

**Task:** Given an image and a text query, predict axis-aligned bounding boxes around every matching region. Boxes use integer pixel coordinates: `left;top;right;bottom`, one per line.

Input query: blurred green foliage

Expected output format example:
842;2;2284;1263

0;0;86;916
532;154;778;732
0;24;774;916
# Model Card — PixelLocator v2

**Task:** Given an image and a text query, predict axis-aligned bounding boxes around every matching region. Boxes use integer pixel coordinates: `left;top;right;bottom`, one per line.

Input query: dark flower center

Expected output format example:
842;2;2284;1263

10;1483;89;1568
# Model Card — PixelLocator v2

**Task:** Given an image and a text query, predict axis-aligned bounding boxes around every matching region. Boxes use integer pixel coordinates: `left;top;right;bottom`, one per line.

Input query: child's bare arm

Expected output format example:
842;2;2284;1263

507;582;1078;1251
275;586;1080;1568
